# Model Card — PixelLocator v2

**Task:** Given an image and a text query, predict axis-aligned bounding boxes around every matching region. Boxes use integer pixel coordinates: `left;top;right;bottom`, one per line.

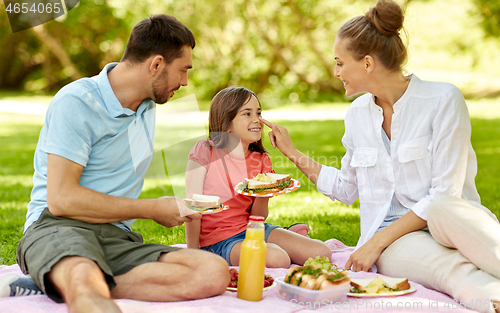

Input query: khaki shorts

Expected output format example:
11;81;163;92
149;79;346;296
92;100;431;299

17;208;180;303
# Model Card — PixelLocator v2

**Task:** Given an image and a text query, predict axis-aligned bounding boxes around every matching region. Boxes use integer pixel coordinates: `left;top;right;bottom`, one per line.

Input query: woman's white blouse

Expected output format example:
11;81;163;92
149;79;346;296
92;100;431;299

317;75;497;247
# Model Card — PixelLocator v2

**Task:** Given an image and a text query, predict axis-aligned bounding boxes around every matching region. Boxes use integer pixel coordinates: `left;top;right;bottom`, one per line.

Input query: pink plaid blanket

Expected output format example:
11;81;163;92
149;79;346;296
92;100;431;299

0;239;477;312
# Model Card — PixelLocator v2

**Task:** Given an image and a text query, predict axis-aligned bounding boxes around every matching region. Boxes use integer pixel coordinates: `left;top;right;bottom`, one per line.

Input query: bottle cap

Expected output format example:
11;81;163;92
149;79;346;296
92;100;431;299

249;215;265;222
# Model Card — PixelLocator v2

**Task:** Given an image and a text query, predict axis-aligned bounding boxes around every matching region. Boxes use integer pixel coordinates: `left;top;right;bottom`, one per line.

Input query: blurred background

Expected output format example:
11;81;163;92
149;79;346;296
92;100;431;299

1;0;500;108
1;0;500;261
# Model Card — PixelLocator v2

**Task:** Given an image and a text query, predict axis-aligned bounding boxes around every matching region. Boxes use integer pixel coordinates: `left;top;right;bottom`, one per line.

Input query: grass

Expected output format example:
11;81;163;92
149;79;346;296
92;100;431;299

0;114;46;265
0;90;54;105
1;104;500;266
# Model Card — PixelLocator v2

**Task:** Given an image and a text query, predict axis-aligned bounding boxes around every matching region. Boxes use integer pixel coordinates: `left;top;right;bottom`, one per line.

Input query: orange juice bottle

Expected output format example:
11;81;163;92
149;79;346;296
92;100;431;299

237;215;267;301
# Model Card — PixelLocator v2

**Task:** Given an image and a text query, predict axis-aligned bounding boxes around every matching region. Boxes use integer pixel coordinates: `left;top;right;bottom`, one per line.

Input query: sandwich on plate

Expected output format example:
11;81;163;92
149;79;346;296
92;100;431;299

184;194;224;214
239;173;292;195
350;276;410;294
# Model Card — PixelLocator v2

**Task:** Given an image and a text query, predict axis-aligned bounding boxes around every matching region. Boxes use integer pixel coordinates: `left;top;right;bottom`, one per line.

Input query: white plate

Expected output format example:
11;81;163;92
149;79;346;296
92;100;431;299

347;285;416;297
195;205;229;215
234;179;301;198
226;280;277;292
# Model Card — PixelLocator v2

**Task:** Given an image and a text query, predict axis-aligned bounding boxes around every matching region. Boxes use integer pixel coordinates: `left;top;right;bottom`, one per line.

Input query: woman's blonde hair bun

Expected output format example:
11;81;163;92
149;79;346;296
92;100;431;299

337;0;407;71
365;0;404;36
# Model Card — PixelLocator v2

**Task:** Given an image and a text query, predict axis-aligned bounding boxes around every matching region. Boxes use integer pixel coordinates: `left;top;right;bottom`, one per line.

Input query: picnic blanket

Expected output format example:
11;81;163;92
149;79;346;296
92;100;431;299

0;239;477;313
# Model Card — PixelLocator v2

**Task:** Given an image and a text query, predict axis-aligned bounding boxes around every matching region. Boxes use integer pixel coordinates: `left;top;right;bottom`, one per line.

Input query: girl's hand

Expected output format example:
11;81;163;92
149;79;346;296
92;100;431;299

260;117;296;157
344;239;384;272
249;197;269;218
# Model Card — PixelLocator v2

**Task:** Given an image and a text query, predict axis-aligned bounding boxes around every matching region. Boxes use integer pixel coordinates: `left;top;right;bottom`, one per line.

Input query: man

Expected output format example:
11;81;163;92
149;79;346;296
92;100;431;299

1;14;229;313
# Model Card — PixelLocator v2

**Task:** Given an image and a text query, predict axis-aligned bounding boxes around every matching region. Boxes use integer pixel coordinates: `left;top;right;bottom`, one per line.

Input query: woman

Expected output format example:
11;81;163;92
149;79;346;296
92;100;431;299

260;0;500;311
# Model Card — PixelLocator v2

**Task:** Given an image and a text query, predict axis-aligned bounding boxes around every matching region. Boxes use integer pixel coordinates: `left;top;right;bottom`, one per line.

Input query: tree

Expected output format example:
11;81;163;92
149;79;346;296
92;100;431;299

113;0;373;103
474;0;500;37
0;0;129;92
0;0;372;102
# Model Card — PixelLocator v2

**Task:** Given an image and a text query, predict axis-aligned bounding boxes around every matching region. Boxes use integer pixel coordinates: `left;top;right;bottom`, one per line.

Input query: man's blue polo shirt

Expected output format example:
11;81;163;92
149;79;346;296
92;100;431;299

26;63;156;232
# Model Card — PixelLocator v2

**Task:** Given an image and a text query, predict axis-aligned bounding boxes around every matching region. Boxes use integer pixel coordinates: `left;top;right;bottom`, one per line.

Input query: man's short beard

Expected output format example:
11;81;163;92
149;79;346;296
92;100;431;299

152;68;172;104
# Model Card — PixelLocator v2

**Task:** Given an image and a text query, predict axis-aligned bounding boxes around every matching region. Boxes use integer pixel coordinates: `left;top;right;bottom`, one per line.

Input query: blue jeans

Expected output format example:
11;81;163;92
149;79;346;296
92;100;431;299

201;223;279;264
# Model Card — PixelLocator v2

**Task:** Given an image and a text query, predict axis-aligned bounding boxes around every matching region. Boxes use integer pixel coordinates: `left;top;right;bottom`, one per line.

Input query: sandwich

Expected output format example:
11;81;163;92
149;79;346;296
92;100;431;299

382;276;410;291
239;173;292;195
184;194;224;213
350;276;410;294
284;265;350;290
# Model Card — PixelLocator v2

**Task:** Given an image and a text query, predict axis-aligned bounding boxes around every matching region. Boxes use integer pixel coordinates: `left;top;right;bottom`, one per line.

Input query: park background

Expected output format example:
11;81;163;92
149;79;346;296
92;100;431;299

1;0;500;265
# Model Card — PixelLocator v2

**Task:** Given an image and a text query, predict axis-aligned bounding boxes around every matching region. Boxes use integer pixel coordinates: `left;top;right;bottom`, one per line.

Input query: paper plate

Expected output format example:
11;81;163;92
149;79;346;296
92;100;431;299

226;281;277;292
234;179;301;198
347;286;416;297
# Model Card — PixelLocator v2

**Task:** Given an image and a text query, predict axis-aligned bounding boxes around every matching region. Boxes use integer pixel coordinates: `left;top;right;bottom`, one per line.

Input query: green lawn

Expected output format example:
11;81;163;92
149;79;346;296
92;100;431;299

1;109;500;266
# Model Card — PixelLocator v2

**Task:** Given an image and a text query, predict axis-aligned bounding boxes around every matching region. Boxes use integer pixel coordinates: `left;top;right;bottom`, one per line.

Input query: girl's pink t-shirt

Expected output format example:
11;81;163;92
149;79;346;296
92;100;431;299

188;140;274;247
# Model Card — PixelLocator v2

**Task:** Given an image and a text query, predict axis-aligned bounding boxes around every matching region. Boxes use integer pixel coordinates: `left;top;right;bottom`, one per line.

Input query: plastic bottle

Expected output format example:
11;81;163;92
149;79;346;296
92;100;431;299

237;215;267;301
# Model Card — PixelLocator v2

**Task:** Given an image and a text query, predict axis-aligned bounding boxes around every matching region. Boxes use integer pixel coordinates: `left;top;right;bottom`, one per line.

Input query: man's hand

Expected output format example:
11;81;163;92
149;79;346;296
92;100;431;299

260;117;296;157
153;197;202;228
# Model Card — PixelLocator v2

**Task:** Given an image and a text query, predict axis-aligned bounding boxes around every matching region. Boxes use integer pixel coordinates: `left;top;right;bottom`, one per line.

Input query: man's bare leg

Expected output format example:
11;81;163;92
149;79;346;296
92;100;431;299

49;256;121;313
48;249;229;312
111;249;229;301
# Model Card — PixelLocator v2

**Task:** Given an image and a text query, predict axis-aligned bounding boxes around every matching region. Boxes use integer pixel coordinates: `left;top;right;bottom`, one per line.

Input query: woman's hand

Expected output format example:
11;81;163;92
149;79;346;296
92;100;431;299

260;117;296;157
345;237;384;272
345;211;428;272
260;117;322;184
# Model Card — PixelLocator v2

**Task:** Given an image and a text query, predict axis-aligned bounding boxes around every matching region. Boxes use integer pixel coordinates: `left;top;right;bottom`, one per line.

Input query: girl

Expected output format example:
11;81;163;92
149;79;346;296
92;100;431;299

261;0;500;312
184;87;331;267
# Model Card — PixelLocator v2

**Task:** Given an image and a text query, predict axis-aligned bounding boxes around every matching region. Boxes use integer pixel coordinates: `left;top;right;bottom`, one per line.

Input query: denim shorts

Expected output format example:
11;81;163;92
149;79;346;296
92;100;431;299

201;223;280;265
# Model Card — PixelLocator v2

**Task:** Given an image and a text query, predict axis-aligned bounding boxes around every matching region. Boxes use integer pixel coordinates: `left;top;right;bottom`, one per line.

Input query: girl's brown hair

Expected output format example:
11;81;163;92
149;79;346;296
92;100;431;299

208;87;266;153
337;0;407;71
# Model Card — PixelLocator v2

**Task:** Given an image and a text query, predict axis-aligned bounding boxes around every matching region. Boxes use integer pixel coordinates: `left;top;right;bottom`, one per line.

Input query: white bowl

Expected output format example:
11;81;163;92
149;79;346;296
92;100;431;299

275;277;349;304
